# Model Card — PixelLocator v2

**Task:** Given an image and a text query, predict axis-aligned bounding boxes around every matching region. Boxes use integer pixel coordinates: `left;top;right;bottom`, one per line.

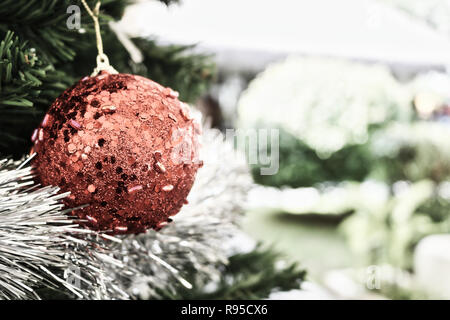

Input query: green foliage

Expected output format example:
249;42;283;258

238;57;413;188
0;0;128;64
248;121;450;188
159;246;307;300
131;38;214;103
0;31;71;153
369;122;450;183
417;194;450;223
207;248;305;300
340;180;450;270
0;31;48;108
376;282;430;300
251;128;372;188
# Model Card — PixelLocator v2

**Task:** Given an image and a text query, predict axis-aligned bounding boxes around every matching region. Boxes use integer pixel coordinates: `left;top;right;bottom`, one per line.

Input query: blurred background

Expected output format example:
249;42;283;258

119;0;450;299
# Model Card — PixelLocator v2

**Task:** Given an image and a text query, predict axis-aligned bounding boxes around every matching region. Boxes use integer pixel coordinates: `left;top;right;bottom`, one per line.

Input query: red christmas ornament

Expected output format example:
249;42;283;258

32;72;202;234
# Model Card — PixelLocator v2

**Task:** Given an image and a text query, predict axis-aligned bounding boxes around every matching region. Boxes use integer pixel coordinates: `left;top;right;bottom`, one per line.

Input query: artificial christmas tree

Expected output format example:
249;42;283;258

0;0;306;299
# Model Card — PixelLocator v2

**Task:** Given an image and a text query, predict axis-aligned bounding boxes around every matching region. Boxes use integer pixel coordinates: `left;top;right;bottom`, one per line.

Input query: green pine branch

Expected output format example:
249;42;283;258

0;31;46;107
132;38;215;103
159;246;307;300
0;31;73;155
0;0;128;64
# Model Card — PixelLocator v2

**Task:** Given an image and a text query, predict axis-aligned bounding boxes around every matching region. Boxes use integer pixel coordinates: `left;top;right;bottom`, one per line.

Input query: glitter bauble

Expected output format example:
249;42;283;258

32;72;202;234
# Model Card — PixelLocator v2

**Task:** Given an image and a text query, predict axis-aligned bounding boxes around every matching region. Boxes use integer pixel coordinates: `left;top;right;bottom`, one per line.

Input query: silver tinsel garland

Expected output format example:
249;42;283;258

0;156;128;299
0;128;252;299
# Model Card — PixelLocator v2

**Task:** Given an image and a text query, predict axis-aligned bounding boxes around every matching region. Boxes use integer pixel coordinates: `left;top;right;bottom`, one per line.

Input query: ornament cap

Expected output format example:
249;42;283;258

92;53;118;76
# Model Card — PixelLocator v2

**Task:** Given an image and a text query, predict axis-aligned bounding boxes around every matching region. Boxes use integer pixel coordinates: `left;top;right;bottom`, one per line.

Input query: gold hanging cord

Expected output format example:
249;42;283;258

80;0;118;76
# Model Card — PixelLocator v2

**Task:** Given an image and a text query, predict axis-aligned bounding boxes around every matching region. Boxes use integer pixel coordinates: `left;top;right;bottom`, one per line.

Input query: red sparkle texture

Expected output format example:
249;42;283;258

32;72;202;234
